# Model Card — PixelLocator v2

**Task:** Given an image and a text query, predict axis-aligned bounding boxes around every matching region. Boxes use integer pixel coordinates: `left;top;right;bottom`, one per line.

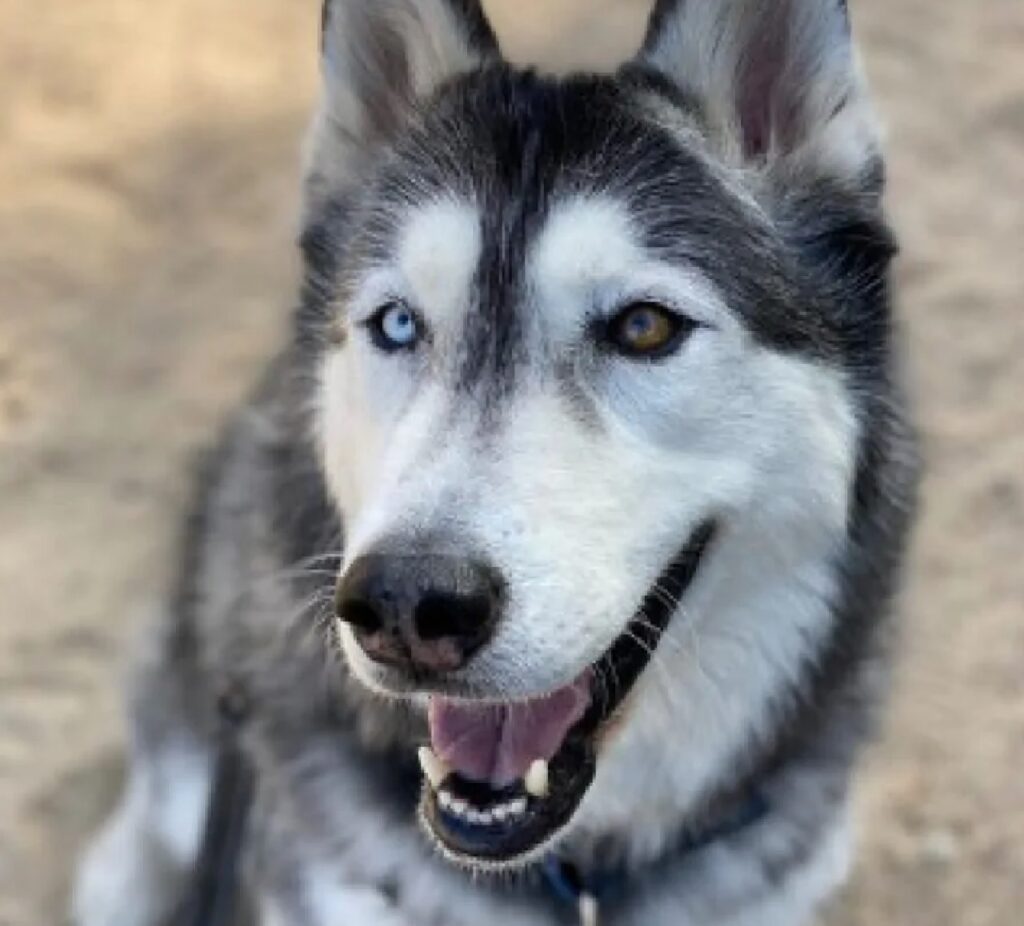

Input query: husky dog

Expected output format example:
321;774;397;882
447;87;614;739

74;1;918;924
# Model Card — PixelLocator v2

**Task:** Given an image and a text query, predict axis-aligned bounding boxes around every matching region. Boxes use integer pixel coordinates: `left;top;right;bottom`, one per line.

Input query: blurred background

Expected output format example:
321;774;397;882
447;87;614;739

0;1;1021;923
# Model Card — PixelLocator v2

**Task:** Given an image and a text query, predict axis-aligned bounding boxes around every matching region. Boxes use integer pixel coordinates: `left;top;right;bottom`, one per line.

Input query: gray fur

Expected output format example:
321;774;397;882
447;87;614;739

73;1;918;924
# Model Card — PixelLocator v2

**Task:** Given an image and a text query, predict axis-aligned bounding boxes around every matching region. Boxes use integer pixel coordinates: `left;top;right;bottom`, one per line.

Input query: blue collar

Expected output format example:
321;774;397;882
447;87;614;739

541;789;769;924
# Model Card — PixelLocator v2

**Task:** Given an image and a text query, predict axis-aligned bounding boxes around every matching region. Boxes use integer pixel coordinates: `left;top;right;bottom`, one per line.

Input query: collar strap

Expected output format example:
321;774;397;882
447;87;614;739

541;789;769;925
542;856;602;925
184;687;254;926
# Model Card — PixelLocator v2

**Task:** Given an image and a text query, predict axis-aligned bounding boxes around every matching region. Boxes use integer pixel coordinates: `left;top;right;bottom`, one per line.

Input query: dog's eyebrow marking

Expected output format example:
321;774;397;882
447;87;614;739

397;198;481;323
530;193;732;339
530;196;641;306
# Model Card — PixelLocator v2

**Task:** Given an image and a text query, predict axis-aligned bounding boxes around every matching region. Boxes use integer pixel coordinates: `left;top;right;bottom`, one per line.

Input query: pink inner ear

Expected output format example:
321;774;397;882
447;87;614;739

735;1;805;159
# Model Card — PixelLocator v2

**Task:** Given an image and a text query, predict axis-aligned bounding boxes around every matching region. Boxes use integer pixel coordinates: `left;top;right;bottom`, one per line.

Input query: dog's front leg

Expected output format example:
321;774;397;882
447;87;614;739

72;606;216;926
72;737;213;926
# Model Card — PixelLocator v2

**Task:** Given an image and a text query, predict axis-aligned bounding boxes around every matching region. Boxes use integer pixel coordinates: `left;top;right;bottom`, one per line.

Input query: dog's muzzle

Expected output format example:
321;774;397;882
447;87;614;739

337;523;716;866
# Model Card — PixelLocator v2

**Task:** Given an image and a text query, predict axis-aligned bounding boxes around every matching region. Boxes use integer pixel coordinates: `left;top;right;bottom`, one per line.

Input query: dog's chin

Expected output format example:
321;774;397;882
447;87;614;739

343;522;715;869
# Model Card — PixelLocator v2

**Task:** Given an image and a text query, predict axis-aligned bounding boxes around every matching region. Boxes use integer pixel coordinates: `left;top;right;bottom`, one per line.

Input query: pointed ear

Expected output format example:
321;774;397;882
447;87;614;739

639;0;880;182
305;0;498;208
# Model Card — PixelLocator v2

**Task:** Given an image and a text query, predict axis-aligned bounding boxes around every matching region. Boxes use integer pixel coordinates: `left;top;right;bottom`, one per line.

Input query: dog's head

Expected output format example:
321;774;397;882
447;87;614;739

304;0;893;867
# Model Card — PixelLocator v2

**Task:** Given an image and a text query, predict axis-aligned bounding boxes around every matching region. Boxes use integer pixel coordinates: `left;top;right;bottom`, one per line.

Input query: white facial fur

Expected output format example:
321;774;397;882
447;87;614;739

320;192;858;845
319;197;482;533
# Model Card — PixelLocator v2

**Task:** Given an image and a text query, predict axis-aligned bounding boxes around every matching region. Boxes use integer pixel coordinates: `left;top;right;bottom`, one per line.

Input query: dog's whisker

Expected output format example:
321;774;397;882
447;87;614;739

272;586;337;650
621;614;690;716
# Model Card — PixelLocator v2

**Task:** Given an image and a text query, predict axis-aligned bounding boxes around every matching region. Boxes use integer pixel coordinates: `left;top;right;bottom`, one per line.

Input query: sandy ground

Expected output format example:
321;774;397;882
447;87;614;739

0;1;1021;924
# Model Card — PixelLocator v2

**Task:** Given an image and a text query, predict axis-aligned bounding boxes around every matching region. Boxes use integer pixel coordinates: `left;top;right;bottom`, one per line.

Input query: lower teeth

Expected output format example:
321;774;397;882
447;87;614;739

418;745;548;823
437;789;528;825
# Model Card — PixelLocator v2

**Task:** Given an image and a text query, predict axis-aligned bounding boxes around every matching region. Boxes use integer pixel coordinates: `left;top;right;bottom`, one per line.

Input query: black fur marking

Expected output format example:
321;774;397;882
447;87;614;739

678;165;919;872
444;0;500;55
182;718;254;926
281;15;917;902
642;0;684;53
297;196;350;358
301;65;846;406
459;72;550;399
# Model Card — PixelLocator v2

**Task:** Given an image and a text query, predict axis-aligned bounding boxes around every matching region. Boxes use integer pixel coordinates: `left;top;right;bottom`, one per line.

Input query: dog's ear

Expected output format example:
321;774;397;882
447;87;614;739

305;0;498;207
638;0;879;183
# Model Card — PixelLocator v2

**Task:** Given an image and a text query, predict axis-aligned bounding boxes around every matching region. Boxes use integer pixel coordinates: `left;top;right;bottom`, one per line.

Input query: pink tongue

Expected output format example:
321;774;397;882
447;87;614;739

428;676;591;787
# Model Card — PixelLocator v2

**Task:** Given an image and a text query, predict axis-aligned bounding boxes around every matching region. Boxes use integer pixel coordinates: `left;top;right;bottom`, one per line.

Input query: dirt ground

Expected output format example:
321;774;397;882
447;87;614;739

0;1;1021;924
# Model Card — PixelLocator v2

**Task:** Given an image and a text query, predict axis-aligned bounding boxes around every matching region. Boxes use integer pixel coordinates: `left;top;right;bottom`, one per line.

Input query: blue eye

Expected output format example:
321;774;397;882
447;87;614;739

369;303;420;351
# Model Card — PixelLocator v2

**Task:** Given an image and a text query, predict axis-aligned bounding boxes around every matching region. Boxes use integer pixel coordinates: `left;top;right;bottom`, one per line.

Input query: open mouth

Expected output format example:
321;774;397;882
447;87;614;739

417;521;715;866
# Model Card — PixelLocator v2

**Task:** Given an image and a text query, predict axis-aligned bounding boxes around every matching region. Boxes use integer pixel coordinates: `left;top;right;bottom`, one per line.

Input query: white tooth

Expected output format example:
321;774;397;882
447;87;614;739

437;790;453;810
579;893;600;926
467;808;486;825
477;811;494;826
508;797;528;816
417;746;449;789
525;759;549;798
449;798;469;817
492;804;509;821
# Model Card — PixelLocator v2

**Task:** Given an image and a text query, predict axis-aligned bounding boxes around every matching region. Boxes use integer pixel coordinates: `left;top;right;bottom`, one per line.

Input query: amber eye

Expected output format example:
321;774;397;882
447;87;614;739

606;302;694;358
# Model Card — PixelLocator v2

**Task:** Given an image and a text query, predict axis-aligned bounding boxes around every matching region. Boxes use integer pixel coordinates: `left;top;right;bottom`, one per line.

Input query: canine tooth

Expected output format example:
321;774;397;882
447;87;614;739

417;746;448;789
525;759;549;798
437;790;453;810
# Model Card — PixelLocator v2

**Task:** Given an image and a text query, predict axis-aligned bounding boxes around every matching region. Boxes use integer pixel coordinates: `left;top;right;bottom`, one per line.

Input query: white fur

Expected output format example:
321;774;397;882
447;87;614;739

530;195;743;336
260;882;417;926
322;187;860;872
253;739;547;926
73;740;212;926
393;197;482;328
344;197;483;330
319;196;481;536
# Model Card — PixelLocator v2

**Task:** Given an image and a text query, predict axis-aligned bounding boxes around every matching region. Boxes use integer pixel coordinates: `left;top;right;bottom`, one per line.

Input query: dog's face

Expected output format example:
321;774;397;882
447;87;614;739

307;0;891;867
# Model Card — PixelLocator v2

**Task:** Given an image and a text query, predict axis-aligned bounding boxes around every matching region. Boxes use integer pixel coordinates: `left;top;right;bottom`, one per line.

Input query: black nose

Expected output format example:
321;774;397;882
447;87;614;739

335;554;503;674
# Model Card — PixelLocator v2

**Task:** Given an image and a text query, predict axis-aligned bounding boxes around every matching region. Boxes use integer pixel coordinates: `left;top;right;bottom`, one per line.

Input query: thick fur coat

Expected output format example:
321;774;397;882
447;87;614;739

74;2;918;924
